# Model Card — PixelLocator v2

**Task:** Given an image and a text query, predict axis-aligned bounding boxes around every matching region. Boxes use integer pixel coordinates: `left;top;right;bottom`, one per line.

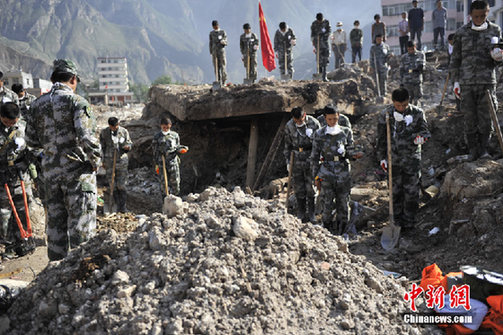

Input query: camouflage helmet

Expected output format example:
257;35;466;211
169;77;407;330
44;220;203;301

53;59;79;77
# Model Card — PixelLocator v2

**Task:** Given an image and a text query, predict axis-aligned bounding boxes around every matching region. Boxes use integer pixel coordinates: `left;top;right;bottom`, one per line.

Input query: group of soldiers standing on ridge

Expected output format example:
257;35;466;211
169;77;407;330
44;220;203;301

0;0;500;261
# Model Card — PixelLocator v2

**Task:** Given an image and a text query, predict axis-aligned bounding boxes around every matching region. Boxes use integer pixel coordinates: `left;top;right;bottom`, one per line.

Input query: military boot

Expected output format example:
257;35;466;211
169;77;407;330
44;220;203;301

479;134;491;159
296;197;307;222
322;66;329;82
306;197;316;223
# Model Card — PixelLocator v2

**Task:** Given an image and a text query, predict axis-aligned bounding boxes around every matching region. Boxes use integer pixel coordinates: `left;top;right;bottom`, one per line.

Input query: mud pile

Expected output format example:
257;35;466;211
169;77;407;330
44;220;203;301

6;187;436;335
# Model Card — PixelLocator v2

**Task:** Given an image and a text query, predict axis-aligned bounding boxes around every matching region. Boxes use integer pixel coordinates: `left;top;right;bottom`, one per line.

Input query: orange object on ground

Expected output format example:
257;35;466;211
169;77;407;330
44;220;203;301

481;295;503;335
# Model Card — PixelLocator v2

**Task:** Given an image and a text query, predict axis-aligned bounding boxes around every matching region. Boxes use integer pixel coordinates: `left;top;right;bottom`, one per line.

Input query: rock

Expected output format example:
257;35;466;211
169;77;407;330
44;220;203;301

111;270;130;285
162;195;184;217
232;216;259;241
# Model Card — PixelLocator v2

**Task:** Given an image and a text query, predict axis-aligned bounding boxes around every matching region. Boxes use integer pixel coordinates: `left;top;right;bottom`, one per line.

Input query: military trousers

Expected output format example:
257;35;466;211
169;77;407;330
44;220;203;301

242;52;257;80
318;163;351;233
278;51;293;76
404;83;423;105
315;46;330;70
333;44;346;69
375;70;388;96
46;173;97;261
292;159;315;205
461;84;496;147
392;164;420;228
104;158;128;211
212;50;227;84
158;161;180;196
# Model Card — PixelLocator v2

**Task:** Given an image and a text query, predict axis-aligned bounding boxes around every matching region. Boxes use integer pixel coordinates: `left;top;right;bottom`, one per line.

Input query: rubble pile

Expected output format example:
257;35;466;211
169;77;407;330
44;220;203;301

6;187;436;334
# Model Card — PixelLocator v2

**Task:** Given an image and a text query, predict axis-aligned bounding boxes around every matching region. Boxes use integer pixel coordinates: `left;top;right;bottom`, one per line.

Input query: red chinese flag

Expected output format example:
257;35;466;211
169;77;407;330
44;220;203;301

259;2;276;72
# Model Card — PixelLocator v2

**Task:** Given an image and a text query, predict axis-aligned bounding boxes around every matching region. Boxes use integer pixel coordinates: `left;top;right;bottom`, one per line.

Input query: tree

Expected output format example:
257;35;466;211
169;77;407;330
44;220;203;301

152;75;172;85
130;83;150;102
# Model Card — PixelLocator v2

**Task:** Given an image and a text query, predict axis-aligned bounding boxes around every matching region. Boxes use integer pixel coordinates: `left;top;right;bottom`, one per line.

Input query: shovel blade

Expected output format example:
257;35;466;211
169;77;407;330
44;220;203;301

243;78;253;85
376;96;384;104
280;74;290;81
381;222;401;251
312;73;323;80
212;81;221;90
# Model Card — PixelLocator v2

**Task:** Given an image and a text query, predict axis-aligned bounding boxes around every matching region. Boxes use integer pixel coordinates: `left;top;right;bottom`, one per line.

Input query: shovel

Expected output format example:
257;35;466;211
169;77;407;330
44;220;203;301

436;73;450;112
285;152;295;213
281;42;290;81
161;155;169;197
487;89;503;155
313;35;323;80
212;53;221;91
381;112;401;251
243;44;253;85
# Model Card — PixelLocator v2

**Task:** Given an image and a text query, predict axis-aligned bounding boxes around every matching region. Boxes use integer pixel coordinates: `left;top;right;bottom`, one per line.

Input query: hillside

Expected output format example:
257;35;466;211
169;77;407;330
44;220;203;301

0;0;380;84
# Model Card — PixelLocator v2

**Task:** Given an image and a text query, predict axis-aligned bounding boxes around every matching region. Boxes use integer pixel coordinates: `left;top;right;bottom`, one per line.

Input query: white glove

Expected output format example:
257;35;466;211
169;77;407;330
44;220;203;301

306;128;313;137
14;137;25;149
404;115;413;126
291;39;296;46
286;163;290;172
220;40;226;45
380;159;388;172
393;111;404;122
491;47;503;61
253;45;259;51
453;82;461;99
414;135;426;145
337;144;345;155
241;55;244;61
119;137;125;144
313;47;316;54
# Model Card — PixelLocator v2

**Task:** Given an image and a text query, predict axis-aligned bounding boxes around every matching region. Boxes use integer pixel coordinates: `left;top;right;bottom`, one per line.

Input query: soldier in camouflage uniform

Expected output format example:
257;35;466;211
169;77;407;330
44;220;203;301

100;117;132;213
0;103;33;255
370;34;392;96
311;13;331;81
274;22;297;79
376;88;430;229
26;59;101;261
209;20;228;85
311;106;358;235
450;0;503;160
284;107;320;222
240;23;259;83
11;83;36;118
0;72;19;105
400;41;425;106
153;117;188;196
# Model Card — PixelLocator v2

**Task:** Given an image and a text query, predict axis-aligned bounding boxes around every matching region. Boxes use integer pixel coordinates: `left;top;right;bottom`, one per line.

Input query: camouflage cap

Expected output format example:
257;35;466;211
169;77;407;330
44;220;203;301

53;59;79;77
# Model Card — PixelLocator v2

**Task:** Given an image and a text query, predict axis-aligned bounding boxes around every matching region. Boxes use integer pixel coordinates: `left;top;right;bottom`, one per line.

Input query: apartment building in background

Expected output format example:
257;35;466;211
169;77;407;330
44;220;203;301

90;56;133;105
381;0;503;55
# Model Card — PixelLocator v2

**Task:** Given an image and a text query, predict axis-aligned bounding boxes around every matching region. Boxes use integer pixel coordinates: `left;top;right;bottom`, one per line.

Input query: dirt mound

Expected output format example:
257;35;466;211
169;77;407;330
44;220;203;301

5;187;435;334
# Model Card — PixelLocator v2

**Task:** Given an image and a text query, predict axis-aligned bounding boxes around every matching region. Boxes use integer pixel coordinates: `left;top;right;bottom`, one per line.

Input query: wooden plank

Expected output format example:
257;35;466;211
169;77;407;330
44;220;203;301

245;120;259;188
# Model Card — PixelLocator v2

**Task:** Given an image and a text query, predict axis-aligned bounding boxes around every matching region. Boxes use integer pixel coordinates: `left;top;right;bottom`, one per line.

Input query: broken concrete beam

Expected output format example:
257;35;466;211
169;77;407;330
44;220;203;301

147;79;371;122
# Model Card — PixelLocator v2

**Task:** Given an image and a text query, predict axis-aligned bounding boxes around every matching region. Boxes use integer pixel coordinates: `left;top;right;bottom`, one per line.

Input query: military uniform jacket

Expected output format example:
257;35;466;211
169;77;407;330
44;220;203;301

99;126;132;166
19;93;36;116
311;125;354;180
240;33;259;55
449;20;502;85
274;28;296;54
153;130;180;166
283;115;320;164
26;83;101;182
370;43;391;73
209;29;227;55
376;105;430;171
0;120;28;186
0;86;19;105
311;20;331;46
400;51;425;85
350;28;363;48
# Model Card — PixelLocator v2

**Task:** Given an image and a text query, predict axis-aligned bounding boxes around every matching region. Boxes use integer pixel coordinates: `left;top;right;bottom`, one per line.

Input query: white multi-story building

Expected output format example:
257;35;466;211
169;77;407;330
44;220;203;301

94;57;133;105
3;70;33;89
381;0;503;54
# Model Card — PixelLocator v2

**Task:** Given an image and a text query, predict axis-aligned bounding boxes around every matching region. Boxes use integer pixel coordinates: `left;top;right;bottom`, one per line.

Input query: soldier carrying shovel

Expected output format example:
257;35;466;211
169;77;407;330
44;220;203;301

153;117;188;196
240;23;259;84
274;21;296;80
100;117;132;213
